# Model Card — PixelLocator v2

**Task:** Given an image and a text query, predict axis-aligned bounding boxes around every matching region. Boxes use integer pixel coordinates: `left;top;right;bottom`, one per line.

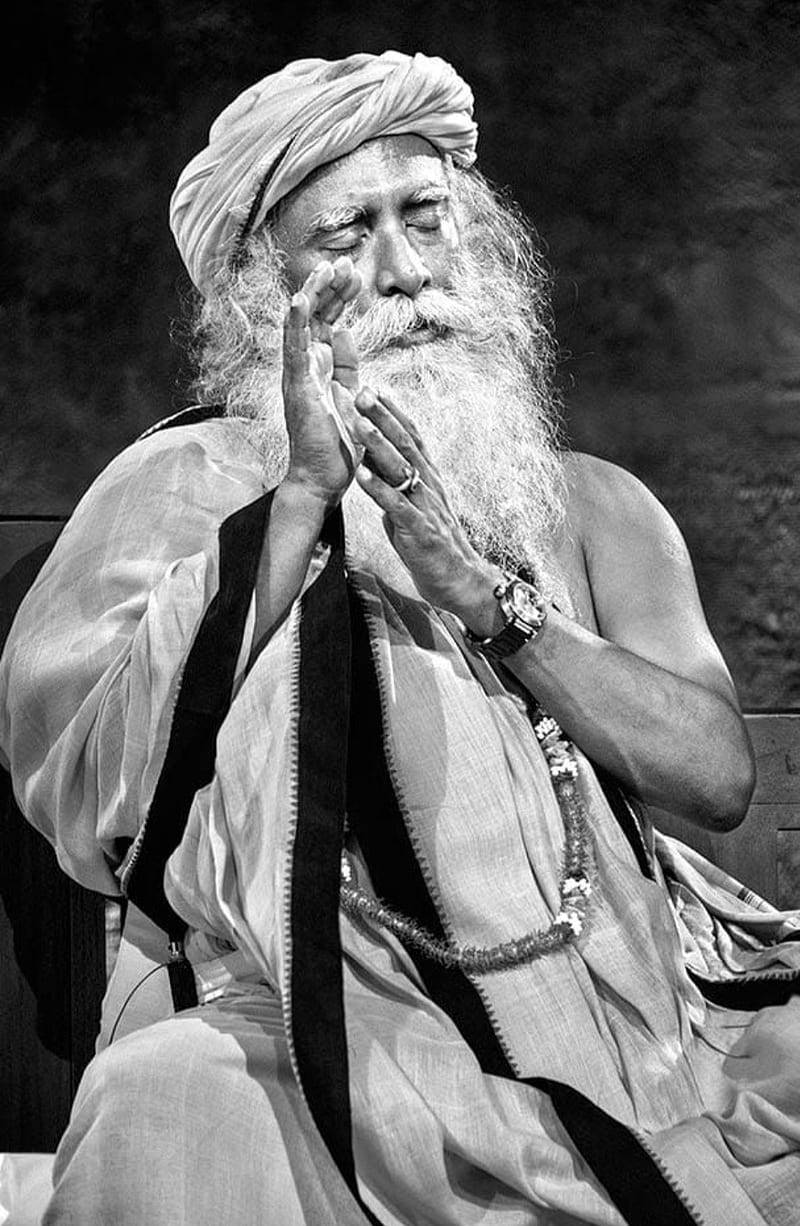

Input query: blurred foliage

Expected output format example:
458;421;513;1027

1;0;798;703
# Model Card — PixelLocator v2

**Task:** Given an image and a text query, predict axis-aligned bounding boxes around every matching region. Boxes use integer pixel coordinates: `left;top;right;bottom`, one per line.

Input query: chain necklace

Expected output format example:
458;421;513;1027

340;708;593;975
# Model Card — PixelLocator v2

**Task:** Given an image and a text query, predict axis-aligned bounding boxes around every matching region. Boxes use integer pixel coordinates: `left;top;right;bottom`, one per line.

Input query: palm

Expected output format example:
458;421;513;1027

282;259;362;501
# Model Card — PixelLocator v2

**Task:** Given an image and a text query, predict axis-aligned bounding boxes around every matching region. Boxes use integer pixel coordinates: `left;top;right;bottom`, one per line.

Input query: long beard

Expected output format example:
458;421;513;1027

194;227;571;607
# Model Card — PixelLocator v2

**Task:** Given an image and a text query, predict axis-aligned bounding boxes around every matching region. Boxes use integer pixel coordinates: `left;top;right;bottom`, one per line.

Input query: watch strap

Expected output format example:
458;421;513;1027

465;574;548;661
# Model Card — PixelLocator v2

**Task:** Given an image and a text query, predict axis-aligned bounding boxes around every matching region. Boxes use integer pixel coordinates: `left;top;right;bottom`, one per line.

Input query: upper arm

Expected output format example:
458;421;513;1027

565;453;739;706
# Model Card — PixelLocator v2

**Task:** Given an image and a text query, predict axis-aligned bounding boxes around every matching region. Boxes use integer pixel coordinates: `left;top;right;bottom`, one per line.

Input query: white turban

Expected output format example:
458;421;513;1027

169;51;478;293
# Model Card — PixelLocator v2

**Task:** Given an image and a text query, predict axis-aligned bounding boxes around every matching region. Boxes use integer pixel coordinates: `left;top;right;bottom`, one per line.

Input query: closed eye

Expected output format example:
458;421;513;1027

320;229;366;252
405;193;450;233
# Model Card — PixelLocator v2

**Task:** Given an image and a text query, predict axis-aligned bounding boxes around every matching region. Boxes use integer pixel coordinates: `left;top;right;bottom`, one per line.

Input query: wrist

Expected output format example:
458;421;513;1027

279;470;341;521
462;571;550;662
447;564;507;639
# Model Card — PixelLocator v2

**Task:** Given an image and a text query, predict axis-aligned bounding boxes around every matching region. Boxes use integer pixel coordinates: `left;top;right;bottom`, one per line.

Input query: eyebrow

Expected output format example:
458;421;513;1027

305;205;367;240
406;183;450;205
303;182;450;242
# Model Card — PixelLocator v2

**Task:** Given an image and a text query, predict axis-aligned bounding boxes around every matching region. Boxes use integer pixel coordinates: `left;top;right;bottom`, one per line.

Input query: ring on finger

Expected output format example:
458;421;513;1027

393;465;422;495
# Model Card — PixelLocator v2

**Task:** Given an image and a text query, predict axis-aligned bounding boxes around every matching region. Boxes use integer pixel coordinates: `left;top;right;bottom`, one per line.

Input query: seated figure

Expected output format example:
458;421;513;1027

2;50;800;1226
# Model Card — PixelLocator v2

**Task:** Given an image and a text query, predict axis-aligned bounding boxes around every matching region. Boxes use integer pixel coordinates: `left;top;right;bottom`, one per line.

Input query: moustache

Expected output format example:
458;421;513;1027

344;288;481;357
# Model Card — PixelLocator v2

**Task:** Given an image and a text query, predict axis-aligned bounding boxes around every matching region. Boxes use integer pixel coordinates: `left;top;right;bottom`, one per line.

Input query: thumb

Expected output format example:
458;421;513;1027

331;328;360;393
331;382;363;466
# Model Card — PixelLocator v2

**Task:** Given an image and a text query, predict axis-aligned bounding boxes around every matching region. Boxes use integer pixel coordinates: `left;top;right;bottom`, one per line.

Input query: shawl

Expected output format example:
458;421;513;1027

3;418;800;1224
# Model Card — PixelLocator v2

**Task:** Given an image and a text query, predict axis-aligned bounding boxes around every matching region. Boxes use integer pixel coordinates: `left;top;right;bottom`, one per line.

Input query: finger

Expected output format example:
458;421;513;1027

282;292;311;371
315;258;362;326
331;379;356;433
299;262;335;317
355;387;426;470
352;413;417;489
331;382;364;465
355;465;425;526
370;388;448;499
374;389;428;454
331;329;360;392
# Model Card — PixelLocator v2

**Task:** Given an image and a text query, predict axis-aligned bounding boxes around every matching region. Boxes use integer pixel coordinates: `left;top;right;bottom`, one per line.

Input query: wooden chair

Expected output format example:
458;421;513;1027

1;515;798;1154
654;713;800;909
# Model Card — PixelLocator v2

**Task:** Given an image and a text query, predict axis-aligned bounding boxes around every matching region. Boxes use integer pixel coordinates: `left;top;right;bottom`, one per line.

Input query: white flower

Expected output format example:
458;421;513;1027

562;876;591;898
555;909;583;937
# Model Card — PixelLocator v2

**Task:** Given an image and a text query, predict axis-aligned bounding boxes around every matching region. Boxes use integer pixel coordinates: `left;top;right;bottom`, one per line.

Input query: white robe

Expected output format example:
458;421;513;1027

3;417;800;1225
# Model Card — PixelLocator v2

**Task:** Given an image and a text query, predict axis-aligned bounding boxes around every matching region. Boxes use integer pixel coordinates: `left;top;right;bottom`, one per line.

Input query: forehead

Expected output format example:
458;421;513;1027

273;134;449;245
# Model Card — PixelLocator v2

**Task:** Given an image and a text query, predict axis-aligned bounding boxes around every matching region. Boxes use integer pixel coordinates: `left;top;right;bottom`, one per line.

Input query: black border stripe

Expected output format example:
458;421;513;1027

346;588;515;1078
347;589;699;1221
592;764;654;879
689;968;800;1009
526;1078;699;1225
136;403;226;440
124;492;272;941
289;511;382;1225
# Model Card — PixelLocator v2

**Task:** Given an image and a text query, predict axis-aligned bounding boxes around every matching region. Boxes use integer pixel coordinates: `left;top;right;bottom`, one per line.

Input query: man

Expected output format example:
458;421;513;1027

2;50;800;1226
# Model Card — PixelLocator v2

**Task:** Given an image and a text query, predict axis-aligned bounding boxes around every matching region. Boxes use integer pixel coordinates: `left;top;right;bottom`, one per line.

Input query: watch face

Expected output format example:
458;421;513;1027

508;580;541;625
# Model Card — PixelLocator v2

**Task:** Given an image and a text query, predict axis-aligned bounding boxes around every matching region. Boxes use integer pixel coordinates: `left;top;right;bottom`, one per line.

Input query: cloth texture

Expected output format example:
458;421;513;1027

3;418;800;1225
169;50;477;292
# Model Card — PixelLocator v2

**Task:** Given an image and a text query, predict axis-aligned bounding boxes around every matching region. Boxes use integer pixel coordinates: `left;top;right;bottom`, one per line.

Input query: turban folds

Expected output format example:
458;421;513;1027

170;51;478;293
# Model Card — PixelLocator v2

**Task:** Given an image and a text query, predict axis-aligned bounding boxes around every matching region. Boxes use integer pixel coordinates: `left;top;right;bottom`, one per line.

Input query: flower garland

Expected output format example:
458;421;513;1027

340;706;593;975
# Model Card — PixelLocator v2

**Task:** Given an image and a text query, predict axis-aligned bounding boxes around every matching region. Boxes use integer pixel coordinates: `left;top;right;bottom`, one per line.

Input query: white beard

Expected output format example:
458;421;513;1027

198;213;572;608
235;329;571;608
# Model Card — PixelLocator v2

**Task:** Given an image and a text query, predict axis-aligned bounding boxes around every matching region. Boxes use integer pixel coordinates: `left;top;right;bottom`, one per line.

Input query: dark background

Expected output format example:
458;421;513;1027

2;0;799;704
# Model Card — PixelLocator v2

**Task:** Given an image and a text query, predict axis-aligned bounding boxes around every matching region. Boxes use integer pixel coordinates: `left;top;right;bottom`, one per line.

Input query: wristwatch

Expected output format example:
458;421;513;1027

464;574;548;662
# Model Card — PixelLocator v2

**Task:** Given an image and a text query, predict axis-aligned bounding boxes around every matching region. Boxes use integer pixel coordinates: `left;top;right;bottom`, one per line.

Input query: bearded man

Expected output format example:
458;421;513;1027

3;51;800;1226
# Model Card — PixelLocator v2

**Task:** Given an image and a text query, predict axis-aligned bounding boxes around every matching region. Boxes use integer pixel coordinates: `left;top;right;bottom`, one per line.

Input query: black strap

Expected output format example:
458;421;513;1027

287;509;383;1224
347;588;513;1076
526;1077;699;1224
166;954;199;1013
124;492;273;949
1;404;232;1017
689;968;800;1010
346;586;698;1223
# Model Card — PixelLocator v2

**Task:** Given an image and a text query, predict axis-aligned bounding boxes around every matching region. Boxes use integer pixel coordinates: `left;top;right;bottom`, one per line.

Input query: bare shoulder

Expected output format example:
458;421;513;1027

562;451;687;562
564;451;672;527
558;451;738;702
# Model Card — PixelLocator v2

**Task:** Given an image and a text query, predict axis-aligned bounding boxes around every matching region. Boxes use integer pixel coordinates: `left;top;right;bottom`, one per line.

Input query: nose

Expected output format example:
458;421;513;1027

374;229;431;299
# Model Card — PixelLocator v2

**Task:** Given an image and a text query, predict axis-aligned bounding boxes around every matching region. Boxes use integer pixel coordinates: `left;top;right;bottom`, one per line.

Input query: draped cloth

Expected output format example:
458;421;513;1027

3;418;800;1224
169;51;478;293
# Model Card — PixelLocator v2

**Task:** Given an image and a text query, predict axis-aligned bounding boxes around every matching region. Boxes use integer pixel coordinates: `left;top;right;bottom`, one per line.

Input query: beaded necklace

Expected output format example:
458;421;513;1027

340;707;593;975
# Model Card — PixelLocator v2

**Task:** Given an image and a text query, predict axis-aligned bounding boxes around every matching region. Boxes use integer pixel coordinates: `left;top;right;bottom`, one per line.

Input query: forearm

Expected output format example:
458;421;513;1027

250;477;332;658
346;391;755;828
502;610;755;829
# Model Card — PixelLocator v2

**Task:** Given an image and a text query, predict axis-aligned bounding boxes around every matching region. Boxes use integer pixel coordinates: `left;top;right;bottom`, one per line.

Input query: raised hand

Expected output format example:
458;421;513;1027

282;257;363;508
352;388;502;634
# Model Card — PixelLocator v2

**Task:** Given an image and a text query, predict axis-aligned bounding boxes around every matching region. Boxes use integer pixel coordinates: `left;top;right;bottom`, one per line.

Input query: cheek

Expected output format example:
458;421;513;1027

428;244;459;289
426;224;460;287
283;251;316;293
